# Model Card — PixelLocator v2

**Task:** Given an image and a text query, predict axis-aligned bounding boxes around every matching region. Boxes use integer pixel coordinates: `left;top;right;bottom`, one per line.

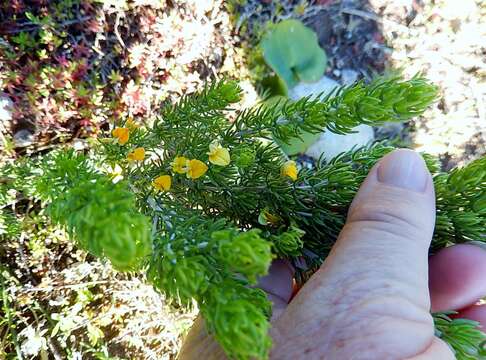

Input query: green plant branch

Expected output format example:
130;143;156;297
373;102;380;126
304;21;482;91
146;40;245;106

6;76;483;360
434;312;486;360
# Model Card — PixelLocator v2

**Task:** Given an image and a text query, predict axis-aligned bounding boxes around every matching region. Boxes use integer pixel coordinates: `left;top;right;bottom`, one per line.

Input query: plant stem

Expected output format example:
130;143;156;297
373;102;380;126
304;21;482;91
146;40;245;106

0;272;22;360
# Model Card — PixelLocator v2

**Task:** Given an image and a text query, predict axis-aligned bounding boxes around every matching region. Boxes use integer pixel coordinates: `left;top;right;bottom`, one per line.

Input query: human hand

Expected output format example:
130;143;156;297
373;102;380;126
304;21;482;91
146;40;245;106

180;149;486;359
265;149;486;359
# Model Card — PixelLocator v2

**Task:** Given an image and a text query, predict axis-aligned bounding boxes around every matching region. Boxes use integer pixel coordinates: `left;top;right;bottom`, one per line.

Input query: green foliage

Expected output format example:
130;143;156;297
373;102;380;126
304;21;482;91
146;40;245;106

48;178;151;271
434;312;486;359
213;229;273;284
275;75;438;143
0;0;115;137
0;161;33;240
0;211;21;239
0;269;22;359
11;32;37;51
16;77;485;359
433;156;486;249
270;225;305;257
34;150;152;271
257;19;436;157
251;74;435;156
146;212;227;306
201;281;272;360
260;19;327;90
145;209;273;358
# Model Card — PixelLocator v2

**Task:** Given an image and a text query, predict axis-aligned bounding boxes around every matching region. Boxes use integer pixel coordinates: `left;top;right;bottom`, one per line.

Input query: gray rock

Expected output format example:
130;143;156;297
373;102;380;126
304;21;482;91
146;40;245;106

341;69;359;85
13;129;35;148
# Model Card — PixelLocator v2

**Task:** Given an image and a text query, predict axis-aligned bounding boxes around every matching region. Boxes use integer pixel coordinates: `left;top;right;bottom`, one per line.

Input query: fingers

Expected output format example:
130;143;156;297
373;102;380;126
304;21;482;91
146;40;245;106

316;149;437;356
178;316;227;360
456;304;486;325
271;149;443;359
405;338;456;360
179;260;295;360
324;149;436;312
429;244;486;312
257;259;294;319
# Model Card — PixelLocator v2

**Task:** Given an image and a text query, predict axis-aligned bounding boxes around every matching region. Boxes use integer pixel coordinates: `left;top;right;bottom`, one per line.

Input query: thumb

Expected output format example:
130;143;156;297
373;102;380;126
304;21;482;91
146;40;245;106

271;149;454;359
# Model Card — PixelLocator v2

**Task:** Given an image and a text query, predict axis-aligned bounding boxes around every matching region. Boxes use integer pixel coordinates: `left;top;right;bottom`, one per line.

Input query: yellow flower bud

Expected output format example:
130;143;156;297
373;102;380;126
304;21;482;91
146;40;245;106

152;175;171;191
208;141;231;166
112;127;129;145
186;159;208;179
281;160;298;181
172;156;189;174
127;147;145;162
258;208;282;226
126;117;139;130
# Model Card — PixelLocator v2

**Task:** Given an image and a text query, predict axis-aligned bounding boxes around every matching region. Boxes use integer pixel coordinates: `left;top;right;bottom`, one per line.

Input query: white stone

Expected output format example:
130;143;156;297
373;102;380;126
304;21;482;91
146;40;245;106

288;76;339;101
239;79;259;110
287;76;375;160
305;125;375;161
441;0;476;20
0;95;13;122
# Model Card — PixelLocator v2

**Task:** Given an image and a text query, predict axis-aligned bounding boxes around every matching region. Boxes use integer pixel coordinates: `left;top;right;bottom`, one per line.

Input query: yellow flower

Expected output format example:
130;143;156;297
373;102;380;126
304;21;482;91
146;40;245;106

186;159;208;179
127;147;145;162
126;117;139;130
112;127;129;145
207;141;230;166
172;156;189;174
281;160;298;181
152;175;171;191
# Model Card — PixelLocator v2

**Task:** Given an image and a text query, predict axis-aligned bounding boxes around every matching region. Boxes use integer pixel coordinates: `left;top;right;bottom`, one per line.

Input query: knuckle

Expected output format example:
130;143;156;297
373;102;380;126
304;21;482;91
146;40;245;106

348;195;431;238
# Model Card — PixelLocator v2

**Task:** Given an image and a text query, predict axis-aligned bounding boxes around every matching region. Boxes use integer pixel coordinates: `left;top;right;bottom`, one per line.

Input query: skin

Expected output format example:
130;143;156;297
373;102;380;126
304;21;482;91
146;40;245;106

179;150;486;360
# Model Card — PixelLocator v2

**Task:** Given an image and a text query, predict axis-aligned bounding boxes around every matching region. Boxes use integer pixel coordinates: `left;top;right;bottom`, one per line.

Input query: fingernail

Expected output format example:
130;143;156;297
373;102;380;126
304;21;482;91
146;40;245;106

377;149;429;192
466;241;486;252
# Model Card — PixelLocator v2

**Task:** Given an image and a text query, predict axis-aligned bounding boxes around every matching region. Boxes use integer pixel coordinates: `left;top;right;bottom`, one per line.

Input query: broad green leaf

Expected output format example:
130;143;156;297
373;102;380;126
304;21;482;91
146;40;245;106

261;19;327;89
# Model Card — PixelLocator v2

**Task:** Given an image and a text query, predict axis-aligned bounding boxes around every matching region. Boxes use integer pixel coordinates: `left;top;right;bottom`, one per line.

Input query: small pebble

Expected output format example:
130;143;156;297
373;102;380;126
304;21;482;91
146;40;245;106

341;69;359;85
13;129;35;148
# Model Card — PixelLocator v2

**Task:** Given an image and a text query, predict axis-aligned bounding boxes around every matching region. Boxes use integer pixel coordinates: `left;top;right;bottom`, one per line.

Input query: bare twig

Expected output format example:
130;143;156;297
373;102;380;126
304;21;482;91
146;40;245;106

22;280;136;293
340;8;380;22
341;7;410;32
47;338;63;360
114;13;126;49
1;16;93;34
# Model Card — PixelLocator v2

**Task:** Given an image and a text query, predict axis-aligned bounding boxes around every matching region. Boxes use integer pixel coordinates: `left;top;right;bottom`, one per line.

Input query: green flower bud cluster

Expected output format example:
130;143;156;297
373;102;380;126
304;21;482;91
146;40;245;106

212;229;273;284
34;151;152;271
234;146;256;168
201;280;272;360
270;225;305;257
148;254;211;306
